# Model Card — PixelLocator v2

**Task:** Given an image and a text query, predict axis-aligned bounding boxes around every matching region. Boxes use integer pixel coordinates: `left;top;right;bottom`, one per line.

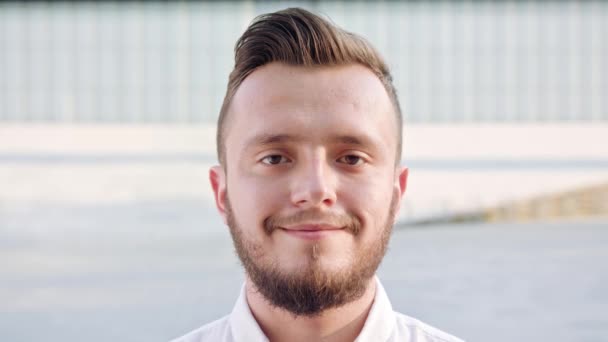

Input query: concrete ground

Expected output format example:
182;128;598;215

1;123;607;342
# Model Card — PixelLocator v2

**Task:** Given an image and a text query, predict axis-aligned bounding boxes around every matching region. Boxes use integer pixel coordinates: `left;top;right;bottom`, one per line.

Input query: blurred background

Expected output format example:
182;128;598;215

0;1;607;341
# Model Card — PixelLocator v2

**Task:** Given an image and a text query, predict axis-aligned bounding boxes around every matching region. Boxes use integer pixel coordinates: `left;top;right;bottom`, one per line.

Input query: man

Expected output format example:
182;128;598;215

173;7;464;342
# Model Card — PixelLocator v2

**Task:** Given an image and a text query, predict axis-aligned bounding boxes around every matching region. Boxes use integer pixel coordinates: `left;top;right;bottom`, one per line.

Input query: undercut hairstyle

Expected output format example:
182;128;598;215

216;7;402;167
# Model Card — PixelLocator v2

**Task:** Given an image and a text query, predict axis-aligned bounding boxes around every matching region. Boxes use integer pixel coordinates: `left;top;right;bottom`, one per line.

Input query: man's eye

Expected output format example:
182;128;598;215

261;155;289;165
338;155;364;166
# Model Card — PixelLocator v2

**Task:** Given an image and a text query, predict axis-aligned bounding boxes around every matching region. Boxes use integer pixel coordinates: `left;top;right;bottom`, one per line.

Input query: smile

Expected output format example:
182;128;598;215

279;225;345;240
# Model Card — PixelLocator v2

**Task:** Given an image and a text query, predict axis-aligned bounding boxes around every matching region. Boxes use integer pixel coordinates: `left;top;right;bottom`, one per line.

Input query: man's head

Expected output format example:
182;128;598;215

216;7;402;168
209;8;408;317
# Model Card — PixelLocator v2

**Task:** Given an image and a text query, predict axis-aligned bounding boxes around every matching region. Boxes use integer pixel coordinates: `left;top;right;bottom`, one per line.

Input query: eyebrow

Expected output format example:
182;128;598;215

245;133;305;147
244;133;378;149
331;135;368;146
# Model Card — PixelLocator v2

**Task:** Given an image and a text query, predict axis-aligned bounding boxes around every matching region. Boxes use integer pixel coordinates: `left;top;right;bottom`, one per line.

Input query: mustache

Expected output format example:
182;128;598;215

264;209;361;235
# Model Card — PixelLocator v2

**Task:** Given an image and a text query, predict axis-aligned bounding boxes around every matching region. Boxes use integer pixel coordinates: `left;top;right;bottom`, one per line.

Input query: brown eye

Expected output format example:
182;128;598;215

261;155;289;165
338;155;363;165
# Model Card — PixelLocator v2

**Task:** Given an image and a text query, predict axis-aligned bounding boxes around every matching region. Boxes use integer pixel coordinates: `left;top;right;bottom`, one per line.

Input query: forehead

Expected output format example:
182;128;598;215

225;63;397;156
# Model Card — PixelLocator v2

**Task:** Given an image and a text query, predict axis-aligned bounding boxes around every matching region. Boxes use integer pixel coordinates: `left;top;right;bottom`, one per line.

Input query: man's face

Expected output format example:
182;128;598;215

210;63;408;315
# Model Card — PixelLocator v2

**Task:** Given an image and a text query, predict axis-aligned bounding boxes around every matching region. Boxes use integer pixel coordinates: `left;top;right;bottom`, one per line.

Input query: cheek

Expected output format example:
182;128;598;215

340;173;395;231
227;172;287;228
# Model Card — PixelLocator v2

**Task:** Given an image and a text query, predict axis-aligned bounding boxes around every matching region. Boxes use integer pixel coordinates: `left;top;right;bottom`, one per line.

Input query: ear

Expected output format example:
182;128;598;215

390;166;409;225
209;165;228;225
395;166;409;198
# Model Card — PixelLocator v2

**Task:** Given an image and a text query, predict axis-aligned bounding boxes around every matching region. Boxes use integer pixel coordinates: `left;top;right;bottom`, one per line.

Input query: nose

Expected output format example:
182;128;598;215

290;154;337;209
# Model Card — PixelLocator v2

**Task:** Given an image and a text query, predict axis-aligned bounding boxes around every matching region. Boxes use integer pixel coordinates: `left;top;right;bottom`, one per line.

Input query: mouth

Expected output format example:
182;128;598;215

279;224;345;240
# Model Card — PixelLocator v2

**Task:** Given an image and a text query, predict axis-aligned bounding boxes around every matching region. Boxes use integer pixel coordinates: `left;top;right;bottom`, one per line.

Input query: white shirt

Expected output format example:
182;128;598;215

171;277;465;342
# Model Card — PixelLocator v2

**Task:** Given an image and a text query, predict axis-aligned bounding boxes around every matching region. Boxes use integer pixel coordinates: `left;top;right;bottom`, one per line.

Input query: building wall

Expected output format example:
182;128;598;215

1;1;606;123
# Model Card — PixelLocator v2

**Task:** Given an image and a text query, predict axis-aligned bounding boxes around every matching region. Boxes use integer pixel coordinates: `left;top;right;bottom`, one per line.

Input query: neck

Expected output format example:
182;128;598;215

245;276;377;342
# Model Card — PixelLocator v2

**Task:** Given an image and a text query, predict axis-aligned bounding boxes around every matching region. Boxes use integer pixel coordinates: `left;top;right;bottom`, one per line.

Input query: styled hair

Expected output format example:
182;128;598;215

217;7;402;167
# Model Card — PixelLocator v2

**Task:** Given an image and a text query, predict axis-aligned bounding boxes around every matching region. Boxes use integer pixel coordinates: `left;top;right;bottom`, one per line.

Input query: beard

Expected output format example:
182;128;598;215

225;189;400;317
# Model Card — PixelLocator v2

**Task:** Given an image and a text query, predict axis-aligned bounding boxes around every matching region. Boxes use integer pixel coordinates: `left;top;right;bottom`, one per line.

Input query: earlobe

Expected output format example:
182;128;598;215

209;165;228;224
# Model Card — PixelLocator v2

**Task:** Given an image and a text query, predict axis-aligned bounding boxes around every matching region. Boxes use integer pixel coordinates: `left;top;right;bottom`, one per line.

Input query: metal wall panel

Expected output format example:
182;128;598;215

0;1;606;122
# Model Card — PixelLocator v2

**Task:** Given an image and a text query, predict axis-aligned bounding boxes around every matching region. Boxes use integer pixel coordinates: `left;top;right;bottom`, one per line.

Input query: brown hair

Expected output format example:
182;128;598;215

217;7;402;167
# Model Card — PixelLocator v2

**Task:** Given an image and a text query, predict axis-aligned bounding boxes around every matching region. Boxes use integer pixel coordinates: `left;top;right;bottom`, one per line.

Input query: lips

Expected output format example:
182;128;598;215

265;210;361;236
279;224;344;240
281;224;343;231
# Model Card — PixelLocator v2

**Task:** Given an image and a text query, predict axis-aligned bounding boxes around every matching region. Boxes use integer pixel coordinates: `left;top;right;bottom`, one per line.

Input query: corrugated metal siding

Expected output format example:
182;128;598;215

0;1;606;122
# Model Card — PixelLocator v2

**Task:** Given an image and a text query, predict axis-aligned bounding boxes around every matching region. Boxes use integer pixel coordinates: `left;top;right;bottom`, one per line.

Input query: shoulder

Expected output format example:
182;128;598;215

170;315;232;342
392;312;465;342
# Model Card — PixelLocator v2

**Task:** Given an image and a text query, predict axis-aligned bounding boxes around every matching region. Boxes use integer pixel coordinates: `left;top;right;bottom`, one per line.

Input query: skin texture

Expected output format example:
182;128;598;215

210;62;409;341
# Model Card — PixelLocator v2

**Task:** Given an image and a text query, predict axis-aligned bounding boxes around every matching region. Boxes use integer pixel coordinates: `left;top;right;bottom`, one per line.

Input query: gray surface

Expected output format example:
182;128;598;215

1;200;607;341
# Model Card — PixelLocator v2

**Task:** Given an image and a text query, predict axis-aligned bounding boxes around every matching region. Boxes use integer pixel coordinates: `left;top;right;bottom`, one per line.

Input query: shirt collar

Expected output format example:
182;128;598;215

354;276;396;342
228;283;268;342
228;276;395;342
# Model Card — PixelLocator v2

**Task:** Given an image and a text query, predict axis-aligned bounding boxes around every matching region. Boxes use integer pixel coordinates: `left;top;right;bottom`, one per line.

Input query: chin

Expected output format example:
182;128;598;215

282;251;351;275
